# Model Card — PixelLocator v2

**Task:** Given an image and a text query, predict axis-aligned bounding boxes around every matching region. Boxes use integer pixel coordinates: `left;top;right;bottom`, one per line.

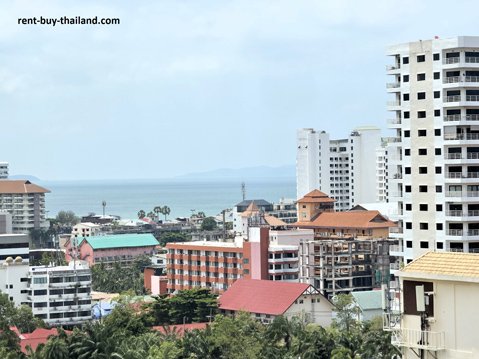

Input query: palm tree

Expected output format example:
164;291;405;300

154;206;162;221
147;211;156;220
137;210;146;219
161;206;171;221
42;337;69;359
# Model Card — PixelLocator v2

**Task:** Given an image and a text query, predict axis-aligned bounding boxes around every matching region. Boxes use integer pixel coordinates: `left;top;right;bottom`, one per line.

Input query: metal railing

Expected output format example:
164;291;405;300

444;57;460;64
466;57;479;63
444;153;462;159
389;244;403;253
389;227;403;234
444;210;479;217
444;76;460;83
444;114;461;121
387;118;401;124
467;95;479;101
391;328;445;351
444;133;479;140
445;95;461;102
466;76;479;82
386;82;400;89
386;65;400;71
387;101;400;106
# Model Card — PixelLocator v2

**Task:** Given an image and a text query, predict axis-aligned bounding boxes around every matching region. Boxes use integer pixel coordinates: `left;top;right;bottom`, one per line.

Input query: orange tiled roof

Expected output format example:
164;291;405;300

297;189;335;203
0;180;50;194
264;215;287;227
401;251;479;279
294;210;396;229
241;201;260;217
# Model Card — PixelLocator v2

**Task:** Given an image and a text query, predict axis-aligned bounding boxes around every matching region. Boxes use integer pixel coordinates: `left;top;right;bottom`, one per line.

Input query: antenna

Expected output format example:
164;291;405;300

241;182;246;201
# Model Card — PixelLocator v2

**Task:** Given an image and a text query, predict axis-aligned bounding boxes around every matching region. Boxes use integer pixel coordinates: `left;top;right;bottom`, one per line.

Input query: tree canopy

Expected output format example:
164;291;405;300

201;217;217;231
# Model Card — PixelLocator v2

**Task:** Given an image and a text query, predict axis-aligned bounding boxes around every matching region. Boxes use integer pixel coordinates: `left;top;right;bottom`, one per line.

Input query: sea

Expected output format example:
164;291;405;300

38;178;296;220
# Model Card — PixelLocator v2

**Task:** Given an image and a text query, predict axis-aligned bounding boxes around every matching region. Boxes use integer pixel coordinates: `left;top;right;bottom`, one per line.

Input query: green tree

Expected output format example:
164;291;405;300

332;294;357;332
201;217;217;231
14;305;45;333
158;232;190;247
138;210;146;219
154;206;163;222
160;206;171;221
55;210;80;226
42;336;69;359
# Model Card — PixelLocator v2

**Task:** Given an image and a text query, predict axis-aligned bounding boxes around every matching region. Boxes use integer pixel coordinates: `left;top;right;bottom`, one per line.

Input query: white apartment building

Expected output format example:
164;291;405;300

0;162;8;179
386;36;479;262
28;261;92;326
0;180;50;234
376;144;389;202
296;127;383;211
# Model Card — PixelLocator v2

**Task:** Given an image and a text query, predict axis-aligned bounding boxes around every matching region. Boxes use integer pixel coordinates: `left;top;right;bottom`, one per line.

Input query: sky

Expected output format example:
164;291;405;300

1;0;478;180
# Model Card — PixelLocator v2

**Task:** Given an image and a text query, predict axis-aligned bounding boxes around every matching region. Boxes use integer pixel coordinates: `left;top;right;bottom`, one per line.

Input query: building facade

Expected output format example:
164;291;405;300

0;180;50;234
385;252;479;358
0;162;8;179
387;36;479;262
296;127;383;211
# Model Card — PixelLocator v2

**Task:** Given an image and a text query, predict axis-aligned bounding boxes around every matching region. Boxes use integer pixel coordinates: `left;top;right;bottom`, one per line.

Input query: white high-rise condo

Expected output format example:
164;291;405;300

0;162;8;179
296;127;383;211
387;36;479;262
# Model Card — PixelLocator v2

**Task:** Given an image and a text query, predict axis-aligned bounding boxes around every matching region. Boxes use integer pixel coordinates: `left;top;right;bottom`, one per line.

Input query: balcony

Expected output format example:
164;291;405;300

387;118;402;125
386;64;400;72
387;101;401;110
467;95;479;102
391;328;445;351
444;133;479;141
466;57;479;64
445;95;461;102
389;244;404;255
444;57;460;65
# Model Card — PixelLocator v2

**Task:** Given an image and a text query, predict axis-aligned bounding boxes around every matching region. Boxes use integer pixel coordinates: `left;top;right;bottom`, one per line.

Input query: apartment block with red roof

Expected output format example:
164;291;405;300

294;190;398;299
219;279;333;326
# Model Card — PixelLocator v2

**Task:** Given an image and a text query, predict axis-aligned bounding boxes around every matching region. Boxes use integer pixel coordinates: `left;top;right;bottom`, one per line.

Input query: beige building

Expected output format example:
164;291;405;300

386;251;479;358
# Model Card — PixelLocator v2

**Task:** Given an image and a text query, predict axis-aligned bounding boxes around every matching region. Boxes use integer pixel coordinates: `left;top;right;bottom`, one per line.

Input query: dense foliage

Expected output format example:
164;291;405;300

200;217;217;231
91;255;152;294
157;232;190;247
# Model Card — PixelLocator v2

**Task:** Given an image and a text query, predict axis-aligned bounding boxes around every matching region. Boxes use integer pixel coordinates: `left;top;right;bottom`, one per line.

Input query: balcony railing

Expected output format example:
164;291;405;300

387;101;400;106
444;133;479;140
466;76;479;82
387;118;402;125
446;229;479;236
389;244;403;253
386;65;400;71
386;83;400;89
445;95;461;102
444;57;460;64
391;328;445;351
467;95;479;101
446;191;479;198
444;153;462;159
466;57;479;63
389;227;403;234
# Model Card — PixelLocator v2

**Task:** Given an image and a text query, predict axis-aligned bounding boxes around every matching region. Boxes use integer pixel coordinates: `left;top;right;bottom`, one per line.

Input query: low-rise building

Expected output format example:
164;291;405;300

219;279;333;326
352;290;383;322
71;222;101;239
28;261;92;326
0;233;30;264
0;162;8;179
385;252;479;358
65;233;159;267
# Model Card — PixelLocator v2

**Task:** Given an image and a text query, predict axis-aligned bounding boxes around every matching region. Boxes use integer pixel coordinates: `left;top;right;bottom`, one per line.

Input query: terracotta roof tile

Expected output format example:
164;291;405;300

264;215;287;227
219;279;311;315
0;180;50;194
294;210;396;229
401;251;479;278
297;189;335;203
240;201;260;217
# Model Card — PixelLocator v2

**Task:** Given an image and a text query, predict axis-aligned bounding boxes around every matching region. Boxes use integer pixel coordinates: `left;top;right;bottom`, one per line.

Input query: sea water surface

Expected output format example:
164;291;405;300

39;179;296;220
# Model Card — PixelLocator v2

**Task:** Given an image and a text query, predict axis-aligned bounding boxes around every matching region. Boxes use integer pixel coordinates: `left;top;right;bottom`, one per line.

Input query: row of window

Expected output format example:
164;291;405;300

403;91;441;101
403;128;441;137
402;53;440;64
405;240;443;250
404;166;442;175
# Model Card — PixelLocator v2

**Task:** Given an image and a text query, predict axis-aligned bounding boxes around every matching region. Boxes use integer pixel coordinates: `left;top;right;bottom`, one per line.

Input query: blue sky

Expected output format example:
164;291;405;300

1;0;477;180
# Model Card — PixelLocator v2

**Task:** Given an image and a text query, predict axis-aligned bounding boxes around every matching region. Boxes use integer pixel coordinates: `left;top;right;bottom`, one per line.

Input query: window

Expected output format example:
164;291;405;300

406;222;412;229
418;129;427;136
433;71;440;79
403;57;409;64
433;53;440;61
420;223;429;230
434;91;440;98
419;185;428;192
243;258;249;264
434;109;441;117
403;93;410;101
405;185;411;193
405;203;412;210
437;242;444;249
417;73;426;81
435;129;441;136
435;167;442;174
405;167;411;174
436;185;442;193
33;277;47;285
420;241;429;248
418;148;427;155
406;240;413;248
420;204;428;211
436;204;443;211
405;149;410;156
419;167;427;174
435;148;441;155
33;290;47;296
404;130;410;137
417;55;425;62
403;75;409;82
436;223;443;230
418;112;426;119
417;92;426;100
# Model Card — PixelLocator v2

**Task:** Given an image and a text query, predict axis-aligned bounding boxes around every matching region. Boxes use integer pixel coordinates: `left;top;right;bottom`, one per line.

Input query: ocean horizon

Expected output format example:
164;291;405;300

38;178;297;220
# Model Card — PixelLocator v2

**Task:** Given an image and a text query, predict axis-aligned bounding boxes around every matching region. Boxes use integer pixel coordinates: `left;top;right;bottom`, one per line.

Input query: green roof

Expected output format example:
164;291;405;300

82;233;159;250
352;290;383;311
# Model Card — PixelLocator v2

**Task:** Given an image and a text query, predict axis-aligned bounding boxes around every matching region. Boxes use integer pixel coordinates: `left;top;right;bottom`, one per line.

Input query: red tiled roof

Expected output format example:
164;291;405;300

297;189;335;203
0;180;50;194
294;210;397;229
241;202;260;217
15;328;70;353
152;322;208;336
218;279;310;315
264;215;287;227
